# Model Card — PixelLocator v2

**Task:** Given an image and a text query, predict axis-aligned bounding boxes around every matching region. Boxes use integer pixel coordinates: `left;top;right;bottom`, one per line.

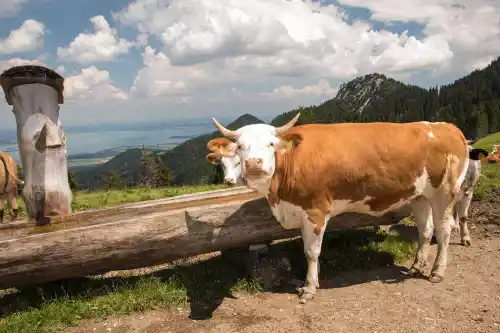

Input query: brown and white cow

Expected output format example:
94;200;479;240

210;113;471;304
0;152;22;222
206;138;245;185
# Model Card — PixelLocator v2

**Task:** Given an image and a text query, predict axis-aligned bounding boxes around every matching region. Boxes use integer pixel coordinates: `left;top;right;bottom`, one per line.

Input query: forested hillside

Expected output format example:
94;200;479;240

272;57;500;139
75;114;264;189
74;56;500;189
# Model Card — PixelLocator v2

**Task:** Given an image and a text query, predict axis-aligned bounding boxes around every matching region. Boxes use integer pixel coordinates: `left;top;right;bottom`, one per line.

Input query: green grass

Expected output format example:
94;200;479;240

0;226;416;333
472;131;500;153
473;164;500;199
4;184;229;218
471;133;500;199
69;184;229;212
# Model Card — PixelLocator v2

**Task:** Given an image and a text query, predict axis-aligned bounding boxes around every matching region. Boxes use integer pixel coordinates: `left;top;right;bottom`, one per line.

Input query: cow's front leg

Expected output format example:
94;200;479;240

297;211;327;304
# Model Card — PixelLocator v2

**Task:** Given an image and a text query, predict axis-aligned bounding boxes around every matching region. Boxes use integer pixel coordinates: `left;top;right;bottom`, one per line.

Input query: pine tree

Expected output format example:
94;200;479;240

68;171;79;192
104;169;124;190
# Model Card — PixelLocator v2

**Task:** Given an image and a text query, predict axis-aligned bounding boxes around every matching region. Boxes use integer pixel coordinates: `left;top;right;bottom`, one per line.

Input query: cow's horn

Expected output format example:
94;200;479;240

212;117;239;139
275;112;300;135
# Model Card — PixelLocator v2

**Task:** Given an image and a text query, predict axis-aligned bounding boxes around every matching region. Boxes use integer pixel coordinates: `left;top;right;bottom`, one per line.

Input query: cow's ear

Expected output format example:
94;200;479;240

274;133;302;153
207;137;236;157
206;153;221;165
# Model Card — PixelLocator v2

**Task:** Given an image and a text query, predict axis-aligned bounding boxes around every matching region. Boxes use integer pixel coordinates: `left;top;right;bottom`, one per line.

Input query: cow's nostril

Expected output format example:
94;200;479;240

256;158;263;165
244;160;250;167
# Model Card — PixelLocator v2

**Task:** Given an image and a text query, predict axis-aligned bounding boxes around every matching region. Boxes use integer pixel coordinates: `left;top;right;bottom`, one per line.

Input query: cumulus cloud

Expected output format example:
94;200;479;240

336;0;500;75
0;57;65;77
262;79;338;99
0;0;27;18
64;66;128;101
57;15;135;64
115;0;454;82
0;19;45;54
130;45;208;99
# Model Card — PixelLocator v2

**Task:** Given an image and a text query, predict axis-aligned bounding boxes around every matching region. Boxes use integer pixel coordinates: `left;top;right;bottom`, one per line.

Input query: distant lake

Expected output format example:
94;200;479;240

0;121;216;162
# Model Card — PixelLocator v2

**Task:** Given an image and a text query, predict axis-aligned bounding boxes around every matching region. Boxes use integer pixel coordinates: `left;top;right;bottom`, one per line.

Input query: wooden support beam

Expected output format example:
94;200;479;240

0;187;412;289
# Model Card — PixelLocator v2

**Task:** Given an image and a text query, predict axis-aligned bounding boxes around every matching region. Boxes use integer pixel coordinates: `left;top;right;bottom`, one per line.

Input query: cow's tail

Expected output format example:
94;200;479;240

448;153;469;197
469;148;489;160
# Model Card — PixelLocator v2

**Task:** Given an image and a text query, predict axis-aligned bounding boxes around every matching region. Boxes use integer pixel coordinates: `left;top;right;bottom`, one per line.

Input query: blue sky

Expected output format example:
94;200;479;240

0;0;499;129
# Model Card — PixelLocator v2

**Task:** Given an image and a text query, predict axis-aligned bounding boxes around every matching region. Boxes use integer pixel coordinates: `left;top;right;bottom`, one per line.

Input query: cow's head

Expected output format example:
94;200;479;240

211;113;300;193
206;138;242;185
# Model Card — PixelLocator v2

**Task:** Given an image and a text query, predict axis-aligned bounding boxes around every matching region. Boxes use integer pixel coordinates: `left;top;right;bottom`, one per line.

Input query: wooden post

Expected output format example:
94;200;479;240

0;187;411;289
0;65;72;226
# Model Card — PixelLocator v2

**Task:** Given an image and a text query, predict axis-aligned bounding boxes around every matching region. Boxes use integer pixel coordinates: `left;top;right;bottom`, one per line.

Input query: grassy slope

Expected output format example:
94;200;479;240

472;132;500;199
472;131;500;153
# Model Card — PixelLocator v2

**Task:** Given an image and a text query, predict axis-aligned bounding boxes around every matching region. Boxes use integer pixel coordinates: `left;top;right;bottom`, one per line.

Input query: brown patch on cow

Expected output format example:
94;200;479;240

206;152;221;165
424;123;468;189
0;152;21;222
268;122;469;232
207;137;236;157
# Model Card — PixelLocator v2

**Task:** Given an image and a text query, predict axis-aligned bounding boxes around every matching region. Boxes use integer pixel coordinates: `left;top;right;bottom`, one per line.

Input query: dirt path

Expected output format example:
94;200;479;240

65;223;500;333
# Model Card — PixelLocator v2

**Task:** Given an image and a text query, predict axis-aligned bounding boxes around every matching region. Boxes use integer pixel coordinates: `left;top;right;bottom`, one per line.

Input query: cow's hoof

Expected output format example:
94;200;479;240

429;274;444;283
461;238;471;247
296;286;316;304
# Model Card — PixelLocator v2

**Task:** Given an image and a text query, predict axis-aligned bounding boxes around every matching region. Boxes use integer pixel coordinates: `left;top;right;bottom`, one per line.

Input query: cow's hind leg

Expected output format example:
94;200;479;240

455;192;473;247
297;211;327;304
428;194;455;283
7;190;18;221
407;197;433;277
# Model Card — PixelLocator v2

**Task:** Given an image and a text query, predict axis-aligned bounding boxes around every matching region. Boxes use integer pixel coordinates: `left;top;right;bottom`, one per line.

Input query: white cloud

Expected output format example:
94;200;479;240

64;66;128;101
0;19;45;54
337;0;500;75
262;79;338;99
130;45;208;99
115;0;454;84
0;57;44;73
0;0;27;18
0;57;64;76
57;15;135;64
0;59;116;102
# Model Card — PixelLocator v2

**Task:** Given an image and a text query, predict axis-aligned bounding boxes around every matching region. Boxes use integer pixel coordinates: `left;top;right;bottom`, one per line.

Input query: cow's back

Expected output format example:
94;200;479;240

273;122;467;213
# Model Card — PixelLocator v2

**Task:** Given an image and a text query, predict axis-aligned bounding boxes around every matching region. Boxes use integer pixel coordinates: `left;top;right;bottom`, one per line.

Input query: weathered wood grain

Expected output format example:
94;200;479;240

0;65;72;226
0;187;411;289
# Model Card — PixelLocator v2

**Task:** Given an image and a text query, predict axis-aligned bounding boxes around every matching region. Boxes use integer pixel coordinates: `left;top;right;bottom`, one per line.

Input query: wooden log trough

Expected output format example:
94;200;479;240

0;186;412;290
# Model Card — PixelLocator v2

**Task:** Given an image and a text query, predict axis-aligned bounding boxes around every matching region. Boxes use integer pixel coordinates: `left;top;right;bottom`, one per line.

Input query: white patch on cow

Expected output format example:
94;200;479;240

331;195;410;217
414;168;430;195
428;131;435;138
454;154;469;194
220;155;242;184
269;199;306;230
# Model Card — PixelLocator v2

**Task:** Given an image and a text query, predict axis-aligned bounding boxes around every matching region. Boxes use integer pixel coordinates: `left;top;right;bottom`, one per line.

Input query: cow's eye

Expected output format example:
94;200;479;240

269;142;274;147
237;145;242;150
236;162;240;166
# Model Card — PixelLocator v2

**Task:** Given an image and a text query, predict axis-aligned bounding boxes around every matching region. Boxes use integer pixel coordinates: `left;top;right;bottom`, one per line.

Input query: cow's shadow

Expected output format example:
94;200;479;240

0;199;422;322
